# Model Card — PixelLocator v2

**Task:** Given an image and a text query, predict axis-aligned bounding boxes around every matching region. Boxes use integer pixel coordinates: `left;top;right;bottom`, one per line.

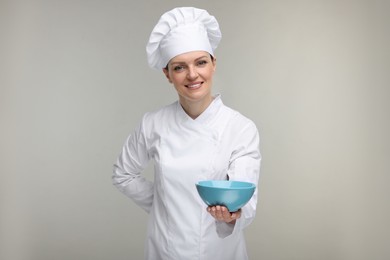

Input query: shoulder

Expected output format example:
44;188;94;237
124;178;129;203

221;104;258;134
138;101;177;133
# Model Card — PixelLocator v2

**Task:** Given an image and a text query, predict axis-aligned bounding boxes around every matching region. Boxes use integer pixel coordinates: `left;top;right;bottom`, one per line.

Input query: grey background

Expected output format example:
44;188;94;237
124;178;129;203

1;0;389;259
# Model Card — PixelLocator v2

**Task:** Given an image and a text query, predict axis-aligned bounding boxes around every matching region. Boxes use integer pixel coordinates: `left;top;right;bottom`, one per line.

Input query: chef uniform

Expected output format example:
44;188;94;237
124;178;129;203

113;7;261;260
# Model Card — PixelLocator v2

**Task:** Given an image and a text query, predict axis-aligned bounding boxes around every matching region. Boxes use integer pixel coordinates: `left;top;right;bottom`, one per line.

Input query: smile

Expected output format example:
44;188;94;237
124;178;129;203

185;82;203;89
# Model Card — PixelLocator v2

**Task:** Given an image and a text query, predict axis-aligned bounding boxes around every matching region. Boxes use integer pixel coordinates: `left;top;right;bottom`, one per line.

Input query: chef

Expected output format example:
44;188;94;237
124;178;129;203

113;7;261;260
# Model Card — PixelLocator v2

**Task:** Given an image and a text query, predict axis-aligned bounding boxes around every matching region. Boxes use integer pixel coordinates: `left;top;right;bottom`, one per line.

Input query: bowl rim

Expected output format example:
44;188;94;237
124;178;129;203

196;180;256;190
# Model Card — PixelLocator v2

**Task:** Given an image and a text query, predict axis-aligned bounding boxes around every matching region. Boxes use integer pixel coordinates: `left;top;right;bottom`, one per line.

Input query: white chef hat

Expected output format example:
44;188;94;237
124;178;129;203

146;7;222;70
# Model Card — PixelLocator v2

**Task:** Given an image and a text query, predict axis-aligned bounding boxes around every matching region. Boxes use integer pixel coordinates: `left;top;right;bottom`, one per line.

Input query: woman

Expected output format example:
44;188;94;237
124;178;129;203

113;7;261;260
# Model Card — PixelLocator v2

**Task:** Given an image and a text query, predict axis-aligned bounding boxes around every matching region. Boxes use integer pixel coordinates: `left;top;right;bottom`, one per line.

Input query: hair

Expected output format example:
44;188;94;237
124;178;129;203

164;54;215;71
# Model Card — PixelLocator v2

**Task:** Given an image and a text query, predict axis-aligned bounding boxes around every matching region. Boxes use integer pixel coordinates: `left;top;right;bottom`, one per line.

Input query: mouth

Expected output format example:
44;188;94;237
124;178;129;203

185;82;203;89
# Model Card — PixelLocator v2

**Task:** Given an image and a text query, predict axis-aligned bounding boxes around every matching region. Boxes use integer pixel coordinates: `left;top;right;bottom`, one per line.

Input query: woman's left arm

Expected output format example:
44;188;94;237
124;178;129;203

213;120;261;237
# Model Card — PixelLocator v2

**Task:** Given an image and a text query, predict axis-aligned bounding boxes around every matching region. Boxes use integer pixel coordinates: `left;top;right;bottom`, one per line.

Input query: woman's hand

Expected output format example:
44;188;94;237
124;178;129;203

207;205;241;224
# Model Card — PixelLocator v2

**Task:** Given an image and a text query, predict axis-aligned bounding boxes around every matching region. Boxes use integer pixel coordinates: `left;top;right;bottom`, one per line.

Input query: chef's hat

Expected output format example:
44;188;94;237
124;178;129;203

146;7;222;70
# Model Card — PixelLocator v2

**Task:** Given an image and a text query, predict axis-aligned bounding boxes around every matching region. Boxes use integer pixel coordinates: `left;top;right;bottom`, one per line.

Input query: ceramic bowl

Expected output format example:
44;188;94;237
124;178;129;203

195;180;256;212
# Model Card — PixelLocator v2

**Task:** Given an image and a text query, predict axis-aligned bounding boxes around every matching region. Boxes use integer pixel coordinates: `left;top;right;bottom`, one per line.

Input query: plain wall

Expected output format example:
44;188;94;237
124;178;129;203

1;0;389;259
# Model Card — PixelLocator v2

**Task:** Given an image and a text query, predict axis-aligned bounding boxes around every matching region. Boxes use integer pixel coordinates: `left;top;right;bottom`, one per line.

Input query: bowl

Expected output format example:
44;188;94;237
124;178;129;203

195;180;256;212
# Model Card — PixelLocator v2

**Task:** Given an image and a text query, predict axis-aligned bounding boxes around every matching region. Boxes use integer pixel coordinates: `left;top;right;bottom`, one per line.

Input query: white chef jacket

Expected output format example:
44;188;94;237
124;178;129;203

113;94;261;260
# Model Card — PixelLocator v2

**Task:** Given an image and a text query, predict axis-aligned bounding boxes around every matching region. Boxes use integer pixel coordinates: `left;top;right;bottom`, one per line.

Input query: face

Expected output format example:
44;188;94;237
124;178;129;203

163;51;216;107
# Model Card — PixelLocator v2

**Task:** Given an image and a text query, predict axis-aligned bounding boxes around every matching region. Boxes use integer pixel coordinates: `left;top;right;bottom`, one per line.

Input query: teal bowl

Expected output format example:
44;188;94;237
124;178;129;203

195;180;256;212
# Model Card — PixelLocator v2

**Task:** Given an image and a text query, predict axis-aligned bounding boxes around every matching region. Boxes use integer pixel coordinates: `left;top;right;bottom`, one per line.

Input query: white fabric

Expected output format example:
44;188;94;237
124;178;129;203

146;7;222;69
113;95;261;260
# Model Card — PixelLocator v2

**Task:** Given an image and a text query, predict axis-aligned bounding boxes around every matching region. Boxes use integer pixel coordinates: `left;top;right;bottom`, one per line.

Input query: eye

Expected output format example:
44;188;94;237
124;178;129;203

173;65;185;71
197;60;208;66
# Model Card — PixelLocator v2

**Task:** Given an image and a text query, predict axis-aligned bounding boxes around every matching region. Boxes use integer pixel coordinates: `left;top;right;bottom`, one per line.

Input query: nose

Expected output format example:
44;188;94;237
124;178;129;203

186;65;198;80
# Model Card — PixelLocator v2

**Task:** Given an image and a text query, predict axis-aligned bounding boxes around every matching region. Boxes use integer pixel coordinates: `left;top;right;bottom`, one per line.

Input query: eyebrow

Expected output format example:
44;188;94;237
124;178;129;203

169;55;209;66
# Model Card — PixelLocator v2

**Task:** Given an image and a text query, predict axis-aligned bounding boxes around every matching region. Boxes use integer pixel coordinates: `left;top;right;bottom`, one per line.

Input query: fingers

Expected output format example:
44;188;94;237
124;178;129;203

231;209;241;220
207;206;241;223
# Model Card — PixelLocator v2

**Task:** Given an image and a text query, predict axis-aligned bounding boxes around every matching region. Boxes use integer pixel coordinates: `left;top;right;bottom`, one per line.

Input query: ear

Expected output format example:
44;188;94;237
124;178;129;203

163;68;172;83
212;57;217;72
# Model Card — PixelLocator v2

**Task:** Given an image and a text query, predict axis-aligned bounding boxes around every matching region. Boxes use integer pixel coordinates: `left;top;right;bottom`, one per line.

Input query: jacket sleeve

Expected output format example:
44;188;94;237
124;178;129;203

217;120;261;238
112;115;154;213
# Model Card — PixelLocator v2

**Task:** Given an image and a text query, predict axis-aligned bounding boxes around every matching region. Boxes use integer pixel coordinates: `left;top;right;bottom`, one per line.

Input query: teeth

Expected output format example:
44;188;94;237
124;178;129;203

187;83;201;88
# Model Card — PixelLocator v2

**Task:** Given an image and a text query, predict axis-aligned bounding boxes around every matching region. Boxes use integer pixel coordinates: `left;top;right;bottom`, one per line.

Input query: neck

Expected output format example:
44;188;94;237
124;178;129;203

179;96;214;119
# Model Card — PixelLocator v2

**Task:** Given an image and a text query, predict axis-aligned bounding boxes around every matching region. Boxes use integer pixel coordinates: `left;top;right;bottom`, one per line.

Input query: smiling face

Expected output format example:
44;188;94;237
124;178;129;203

163;51;216;111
